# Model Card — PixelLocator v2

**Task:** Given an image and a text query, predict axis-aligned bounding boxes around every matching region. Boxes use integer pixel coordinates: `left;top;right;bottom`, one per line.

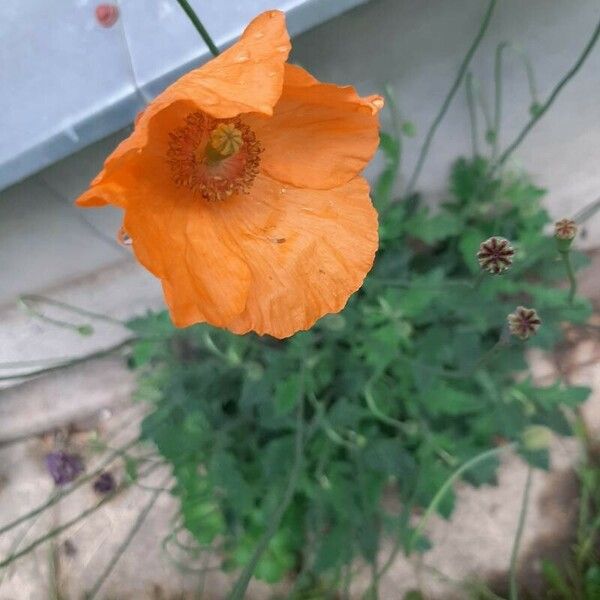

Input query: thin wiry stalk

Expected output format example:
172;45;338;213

85;473;171;599
465;72;480;157
509;467;534;600
0;337;137;383
559;250;578;304
227;395;305;600
408;443;517;555
175;0;220;57
404;0;498;195
496;16;600;169
492;42;539;161
0;439;138;538
0;462;163;570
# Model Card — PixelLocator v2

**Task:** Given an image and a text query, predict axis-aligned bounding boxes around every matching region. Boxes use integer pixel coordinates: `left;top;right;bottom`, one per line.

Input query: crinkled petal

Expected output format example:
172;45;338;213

199;175;379;338
77;99;251;326
162;10;290;118
76;10;290;207
245;64;383;190
124;185;252;327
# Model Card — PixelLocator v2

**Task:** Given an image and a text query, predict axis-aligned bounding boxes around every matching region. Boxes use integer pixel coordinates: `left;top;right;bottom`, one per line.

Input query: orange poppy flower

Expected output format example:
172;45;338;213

76;10;382;338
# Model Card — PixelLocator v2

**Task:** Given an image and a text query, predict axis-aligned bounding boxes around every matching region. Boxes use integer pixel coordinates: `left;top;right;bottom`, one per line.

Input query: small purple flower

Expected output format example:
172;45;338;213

45;451;84;486
93;472;116;495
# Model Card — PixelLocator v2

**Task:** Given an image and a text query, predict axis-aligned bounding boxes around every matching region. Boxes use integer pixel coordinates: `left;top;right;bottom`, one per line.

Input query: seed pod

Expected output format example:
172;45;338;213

477;236;515;274
507;306;541;340
554;218;577;252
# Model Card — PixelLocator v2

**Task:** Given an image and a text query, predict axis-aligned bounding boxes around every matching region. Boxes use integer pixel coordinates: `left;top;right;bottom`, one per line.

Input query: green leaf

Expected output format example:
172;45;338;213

404;209;463;245
274;375;302;415
541;559;572;598
373;132;401;210
459;228;486;274
363;439;416;480
422;383;481;417
313;525;354;573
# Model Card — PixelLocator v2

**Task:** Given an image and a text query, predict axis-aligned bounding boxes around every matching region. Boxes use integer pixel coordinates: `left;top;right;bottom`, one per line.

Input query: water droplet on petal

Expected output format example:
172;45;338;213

233;53;249;63
276;45;289;52
254;32;265;39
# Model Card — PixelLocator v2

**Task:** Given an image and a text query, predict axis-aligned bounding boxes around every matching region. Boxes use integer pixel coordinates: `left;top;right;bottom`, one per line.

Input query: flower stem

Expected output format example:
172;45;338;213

496;16;600;170
465;72;480;157
405;0;497;196
492;43;539;161
227;394;305;600
364;379;409;433
85;473;170;599
175;0;220;57
0;439;138;538
0;337;138;383
509;467;534;600
559;250;577;304
408;443;517;554
0;462;162;570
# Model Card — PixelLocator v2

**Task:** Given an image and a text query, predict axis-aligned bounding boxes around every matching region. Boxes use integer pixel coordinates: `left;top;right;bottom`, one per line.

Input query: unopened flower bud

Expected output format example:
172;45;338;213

507;306;541;340
522;425;552;450
477;237;515;274
554;218;577;252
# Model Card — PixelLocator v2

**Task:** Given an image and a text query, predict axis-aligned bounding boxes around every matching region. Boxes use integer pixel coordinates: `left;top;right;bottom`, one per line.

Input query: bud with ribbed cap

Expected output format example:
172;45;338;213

507;306;541;340
554;218;577;252
477;236;515;274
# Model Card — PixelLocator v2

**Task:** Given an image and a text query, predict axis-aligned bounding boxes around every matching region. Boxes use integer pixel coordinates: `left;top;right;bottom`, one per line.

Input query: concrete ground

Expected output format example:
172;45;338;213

0;252;598;599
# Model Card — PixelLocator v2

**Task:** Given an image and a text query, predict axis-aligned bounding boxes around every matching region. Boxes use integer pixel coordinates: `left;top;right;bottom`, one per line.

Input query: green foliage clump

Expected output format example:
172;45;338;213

128;153;591;592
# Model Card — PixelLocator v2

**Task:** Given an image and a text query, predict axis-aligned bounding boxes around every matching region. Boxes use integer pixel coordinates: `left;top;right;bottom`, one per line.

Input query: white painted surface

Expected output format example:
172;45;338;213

0;0;599;308
0;0;367;190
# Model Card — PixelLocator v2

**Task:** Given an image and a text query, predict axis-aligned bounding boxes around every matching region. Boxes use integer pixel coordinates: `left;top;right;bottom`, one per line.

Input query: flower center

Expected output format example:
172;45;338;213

167;112;262;201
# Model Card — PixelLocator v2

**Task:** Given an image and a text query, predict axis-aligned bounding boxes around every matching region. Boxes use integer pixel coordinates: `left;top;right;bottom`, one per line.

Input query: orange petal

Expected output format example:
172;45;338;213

245;64;383;190
123;183;252;328
77;12;290;207
204;175;379;338
140;10;290;125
